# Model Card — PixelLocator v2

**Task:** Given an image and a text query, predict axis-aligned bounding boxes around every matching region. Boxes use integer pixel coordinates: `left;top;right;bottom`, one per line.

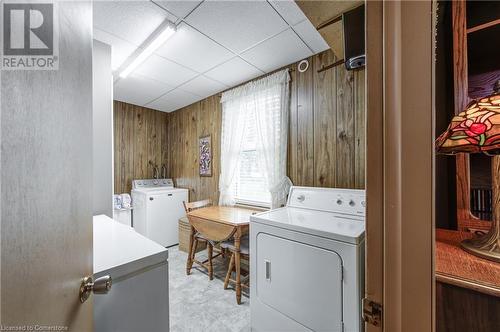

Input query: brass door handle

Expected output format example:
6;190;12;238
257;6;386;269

80;275;112;303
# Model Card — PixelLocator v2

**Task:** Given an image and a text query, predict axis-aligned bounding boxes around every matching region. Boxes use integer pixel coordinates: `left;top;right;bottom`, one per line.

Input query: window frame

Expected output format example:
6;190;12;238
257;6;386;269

231;109;271;208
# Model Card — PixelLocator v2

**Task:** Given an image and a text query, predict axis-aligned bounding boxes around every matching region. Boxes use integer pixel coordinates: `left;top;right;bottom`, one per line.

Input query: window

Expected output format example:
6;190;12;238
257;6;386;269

232;109;271;207
219;69;290;208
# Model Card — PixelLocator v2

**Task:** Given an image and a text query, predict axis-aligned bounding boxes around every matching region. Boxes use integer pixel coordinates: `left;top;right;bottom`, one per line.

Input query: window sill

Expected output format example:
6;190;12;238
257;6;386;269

234;199;270;211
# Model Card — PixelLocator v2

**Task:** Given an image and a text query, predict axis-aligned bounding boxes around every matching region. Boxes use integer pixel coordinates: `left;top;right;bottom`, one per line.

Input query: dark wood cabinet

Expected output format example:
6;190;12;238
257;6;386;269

436;230;500;331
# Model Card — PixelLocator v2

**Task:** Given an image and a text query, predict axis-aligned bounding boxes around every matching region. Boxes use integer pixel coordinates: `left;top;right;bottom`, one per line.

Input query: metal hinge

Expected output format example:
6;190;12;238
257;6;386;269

362;298;382;327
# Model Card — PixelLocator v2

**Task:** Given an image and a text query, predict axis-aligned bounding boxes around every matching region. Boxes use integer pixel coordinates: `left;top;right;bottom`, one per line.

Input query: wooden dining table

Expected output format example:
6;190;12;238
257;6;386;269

186;206;257;304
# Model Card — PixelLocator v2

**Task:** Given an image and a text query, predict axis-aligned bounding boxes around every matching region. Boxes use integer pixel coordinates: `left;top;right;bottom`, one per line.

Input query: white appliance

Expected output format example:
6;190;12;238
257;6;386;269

93;215;169;331
250;186;365;332
132;178;188;247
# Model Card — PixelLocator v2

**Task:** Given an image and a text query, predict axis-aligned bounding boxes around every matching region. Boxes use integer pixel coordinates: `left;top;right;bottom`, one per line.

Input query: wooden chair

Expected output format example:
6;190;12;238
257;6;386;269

184;199;222;280
221;235;250;304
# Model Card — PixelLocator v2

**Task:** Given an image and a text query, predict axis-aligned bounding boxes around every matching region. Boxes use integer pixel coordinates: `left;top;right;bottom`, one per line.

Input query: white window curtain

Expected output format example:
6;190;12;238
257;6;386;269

219;69;292;208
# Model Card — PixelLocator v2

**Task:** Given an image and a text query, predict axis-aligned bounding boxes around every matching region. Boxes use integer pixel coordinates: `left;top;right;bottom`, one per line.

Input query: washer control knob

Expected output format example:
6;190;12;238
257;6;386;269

349;200;355;207
361;201;366;207
336;199;343;205
297;195;305;202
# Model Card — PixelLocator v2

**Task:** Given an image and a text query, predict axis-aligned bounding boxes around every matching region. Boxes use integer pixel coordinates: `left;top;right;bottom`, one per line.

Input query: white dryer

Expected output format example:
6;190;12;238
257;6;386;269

250;186;365;332
132;179;188;247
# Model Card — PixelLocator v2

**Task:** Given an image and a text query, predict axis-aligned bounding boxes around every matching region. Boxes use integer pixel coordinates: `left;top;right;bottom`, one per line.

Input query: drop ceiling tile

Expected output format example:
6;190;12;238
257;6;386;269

204;57;263;88
293;20;330;54
241;29;312;72
185;1;289;53
179;75;228;98
135;54;198;86
155;23;234;73
93;28;137;71
114;74;174;107
154;1;203;19
146;88;201;112
269;0;308;26
93;1;176;46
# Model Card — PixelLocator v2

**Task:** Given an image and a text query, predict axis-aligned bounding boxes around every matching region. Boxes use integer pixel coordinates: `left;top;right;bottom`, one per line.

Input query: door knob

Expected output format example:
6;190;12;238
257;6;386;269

80;275;112;303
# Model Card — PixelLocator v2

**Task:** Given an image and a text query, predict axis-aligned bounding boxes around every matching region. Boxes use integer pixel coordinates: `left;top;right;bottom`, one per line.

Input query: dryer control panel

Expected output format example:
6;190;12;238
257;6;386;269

287;186;366;216
132;178;174;189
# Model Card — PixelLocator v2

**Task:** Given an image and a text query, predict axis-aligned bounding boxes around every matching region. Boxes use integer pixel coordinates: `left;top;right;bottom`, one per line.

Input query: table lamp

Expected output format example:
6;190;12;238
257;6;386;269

435;80;500;262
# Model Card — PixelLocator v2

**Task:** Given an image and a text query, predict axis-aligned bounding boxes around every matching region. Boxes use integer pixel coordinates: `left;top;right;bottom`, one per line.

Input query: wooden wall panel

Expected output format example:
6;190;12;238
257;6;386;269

114;102;122;193
166;95;222;204
296;56;316;187
354;69;366;188
335;61;356;188
113;101;168;193
287;66;299;183
133;104;147;181
166;49;366;202
313;51;337;187
119;102;135;193
198;96;222;203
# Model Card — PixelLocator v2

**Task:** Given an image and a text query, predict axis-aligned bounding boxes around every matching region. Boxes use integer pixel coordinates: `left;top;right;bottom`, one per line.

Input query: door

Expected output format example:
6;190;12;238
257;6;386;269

365;1;434;331
1;1;94;330
256;233;343;332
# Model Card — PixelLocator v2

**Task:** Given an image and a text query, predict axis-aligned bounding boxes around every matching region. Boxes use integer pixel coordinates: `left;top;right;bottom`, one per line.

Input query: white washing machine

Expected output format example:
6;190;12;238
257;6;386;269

132;179;188;247
250;186;365;332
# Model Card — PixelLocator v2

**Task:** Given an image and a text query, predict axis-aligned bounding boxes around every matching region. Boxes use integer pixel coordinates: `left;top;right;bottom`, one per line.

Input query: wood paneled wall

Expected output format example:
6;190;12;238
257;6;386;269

166;96;222;203
288;50;365;188
167;49;365;203
114;101;168;193
113;50;365;198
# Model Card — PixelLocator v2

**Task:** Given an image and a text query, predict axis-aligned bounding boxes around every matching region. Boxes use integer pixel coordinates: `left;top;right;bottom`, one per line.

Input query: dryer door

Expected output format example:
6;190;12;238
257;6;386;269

256;233;343;331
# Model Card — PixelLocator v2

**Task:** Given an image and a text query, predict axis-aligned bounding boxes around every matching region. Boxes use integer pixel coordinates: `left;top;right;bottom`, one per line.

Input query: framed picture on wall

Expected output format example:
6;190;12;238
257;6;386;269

199;135;212;177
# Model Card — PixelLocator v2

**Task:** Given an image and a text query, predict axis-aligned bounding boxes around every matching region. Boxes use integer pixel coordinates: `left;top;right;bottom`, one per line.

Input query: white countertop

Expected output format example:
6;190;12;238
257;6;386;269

251;207;365;244
93;215;168;276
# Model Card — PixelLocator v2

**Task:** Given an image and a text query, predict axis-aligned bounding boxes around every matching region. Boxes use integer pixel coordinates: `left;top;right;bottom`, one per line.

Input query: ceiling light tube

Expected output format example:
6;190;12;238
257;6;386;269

119;21;176;78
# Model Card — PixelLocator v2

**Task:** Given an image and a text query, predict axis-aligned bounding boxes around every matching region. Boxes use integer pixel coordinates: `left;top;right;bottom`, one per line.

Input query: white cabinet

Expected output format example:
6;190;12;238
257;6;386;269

93;215;169;332
94;264;169;332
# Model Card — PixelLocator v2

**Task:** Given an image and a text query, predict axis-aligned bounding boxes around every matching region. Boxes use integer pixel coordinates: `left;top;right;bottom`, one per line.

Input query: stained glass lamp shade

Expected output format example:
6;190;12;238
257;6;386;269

436;81;500;262
436;89;500;155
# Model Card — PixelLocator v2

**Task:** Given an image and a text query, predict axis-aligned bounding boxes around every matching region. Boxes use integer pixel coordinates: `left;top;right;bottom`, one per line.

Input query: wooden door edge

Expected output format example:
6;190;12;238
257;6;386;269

365;1;384;331
380;1;435;331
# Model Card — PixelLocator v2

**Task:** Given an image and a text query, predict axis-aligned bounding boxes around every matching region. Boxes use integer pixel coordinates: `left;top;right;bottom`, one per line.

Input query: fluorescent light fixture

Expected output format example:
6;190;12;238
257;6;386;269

119;23;176;78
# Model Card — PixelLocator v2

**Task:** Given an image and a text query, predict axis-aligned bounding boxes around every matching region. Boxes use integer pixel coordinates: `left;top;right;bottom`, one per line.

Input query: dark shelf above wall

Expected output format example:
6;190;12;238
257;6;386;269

466;1;500;99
